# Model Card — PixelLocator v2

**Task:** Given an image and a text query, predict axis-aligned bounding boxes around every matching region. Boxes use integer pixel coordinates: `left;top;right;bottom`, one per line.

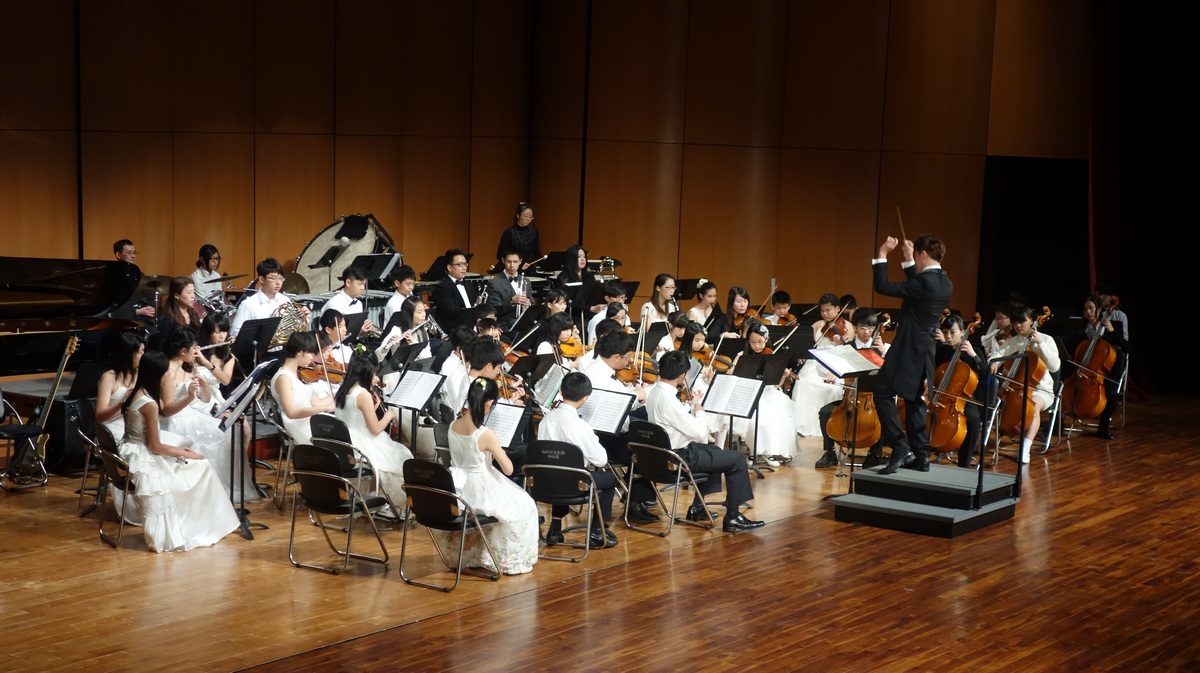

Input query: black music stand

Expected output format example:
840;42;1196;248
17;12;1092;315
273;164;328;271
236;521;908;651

342;311;369;340
217;358;281;539
809;346;882;484
379;340;425;381
543;251;568;274
584;279;640;307
675;278;702;304
351;253;402;291
231;317;281;369
508;353;557;387
643;322;670;351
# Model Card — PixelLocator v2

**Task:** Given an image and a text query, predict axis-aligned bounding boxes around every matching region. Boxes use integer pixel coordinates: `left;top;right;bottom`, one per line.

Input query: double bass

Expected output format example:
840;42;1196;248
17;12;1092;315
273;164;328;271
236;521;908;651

997;307;1052;435
926;313;982;453
1061;296;1120;420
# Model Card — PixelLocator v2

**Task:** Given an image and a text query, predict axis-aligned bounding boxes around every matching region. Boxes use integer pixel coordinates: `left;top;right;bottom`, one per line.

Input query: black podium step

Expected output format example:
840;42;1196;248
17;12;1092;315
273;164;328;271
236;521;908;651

850;464;1017;509
831;493;1018;538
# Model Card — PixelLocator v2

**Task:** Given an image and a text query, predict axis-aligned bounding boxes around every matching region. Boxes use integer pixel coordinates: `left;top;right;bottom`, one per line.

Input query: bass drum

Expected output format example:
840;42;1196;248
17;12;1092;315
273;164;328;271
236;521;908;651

294;214;394;293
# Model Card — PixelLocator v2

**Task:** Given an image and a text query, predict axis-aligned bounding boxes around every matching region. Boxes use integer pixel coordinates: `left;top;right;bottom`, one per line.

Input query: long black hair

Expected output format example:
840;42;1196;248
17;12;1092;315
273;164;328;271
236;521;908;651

125;350;168;414
199;313;232;363
463;376;499;427
335;350;378;410
109;331;144;379
560;244;586;283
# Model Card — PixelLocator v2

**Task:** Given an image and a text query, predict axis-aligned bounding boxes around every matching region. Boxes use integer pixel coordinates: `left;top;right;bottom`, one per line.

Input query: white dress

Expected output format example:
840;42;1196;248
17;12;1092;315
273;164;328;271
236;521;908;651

100;382;130;446
118;395;240;553
790;358;842;436
334;387;412;507
734;384;797;458
162;377;259;502
271;369;317;446
436;426;538;575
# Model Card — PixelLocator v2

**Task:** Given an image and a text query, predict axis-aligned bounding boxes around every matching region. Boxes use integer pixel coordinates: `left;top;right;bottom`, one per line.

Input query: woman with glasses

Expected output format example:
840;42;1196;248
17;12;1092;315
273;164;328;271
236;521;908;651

639;273;678;325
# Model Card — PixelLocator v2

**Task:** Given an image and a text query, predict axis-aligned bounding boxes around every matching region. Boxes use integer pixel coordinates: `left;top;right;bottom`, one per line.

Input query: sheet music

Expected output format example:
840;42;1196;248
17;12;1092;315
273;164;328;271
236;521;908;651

578;388;635;435
387;370;445;410
484;402;525;448
701;374;763;419
534;363;569;411
809;344;882;378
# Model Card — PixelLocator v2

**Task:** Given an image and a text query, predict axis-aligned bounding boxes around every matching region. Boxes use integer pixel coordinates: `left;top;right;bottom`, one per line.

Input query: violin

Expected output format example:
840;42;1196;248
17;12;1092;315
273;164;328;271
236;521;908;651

731;308;761;332
1062;296;1120;420
815;316;852;347
298;354;345;385
616;351;658;385
498;373;526;402
559;336;586;360
998;306;1052;435
926;313;982;453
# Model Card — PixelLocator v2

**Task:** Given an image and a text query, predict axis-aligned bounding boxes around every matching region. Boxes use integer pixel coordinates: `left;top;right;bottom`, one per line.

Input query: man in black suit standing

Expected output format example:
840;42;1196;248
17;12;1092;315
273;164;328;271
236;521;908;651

431;248;479;332
486;248;533;334
873;234;954;475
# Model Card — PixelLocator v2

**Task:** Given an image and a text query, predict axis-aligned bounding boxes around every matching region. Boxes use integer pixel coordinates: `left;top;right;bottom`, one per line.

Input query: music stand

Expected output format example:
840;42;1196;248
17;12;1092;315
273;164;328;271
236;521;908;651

231;317;281;368
216;357;281;539
420;253;473;282
543;251;568;274
766;324;813;354
508;353;557;387
351;253;402;291
342;311;369;340
644;322;670;350
386;369;446;450
379;340;426;380
674;278;702;304
700;373;766;474
585;279;639;307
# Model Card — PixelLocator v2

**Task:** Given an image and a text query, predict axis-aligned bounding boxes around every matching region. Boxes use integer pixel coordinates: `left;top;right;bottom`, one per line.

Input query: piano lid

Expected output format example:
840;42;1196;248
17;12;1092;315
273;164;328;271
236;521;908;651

0;257;141;319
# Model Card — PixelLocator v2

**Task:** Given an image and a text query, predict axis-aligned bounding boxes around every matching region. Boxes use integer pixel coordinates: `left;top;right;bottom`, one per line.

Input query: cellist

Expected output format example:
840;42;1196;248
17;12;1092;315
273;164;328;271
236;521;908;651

988;304;1060;464
1067;294;1128;439
934;313;986;467
815;309;890;469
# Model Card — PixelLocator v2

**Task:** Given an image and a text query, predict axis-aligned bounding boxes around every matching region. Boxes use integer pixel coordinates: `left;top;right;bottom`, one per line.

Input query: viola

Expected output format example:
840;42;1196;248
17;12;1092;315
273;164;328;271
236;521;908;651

1062;296;1120;420
926;313;982;453
997;306;1052;435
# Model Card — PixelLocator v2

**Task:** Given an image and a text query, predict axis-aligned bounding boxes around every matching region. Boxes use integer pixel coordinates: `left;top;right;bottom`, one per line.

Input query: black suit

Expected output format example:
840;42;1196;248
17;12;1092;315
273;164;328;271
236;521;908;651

872;262;953;458
431;277;479;332
486;273;532;333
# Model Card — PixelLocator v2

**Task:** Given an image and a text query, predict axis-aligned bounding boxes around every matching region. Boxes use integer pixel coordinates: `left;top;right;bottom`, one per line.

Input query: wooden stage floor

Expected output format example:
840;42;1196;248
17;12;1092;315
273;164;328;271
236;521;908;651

2;397;1198;672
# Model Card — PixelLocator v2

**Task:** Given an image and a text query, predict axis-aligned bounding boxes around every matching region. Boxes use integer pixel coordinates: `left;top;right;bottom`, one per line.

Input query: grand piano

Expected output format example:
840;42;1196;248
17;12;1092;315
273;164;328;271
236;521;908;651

1;256;144;485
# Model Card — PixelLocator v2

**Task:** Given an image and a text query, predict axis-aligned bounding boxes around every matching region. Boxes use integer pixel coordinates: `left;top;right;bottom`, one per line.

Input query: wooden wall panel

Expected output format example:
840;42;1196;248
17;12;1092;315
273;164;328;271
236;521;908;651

783;0;889;151
875;152;985;313
401;137;470;273
80;0;171;132
530;0;587;140
80;132;174;267
684;0;788;147
527;138;582;255
471;0;532;138
582;141;683;304
172;1;254;133
988;0;1090;159
333;135;405;254
678;145;779;303
776;149;881;308
882;0;997;154
254;134;335;271
587;0;689;144
398;2;473;138
0;1;77;130
335;1;404;136
469;138;529;266
0;131;79;259
172;133;255;279
254;0;335;134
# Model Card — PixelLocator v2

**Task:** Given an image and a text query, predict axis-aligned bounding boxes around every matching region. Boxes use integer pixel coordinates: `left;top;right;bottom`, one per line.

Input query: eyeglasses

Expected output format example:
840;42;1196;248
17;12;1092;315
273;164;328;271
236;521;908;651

210;255;221;261
451;261;468;267
265;274;285;282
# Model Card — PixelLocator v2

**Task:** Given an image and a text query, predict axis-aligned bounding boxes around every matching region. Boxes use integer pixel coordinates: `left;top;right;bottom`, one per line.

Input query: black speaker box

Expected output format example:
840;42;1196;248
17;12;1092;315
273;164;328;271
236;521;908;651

43;397;96;475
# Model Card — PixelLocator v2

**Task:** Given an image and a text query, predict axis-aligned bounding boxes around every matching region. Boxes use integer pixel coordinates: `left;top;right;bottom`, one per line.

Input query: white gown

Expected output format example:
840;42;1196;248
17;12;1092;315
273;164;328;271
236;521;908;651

790;359;842;436
100;382;130;444
270;369;317;446
334;387;412;507
118;395;240;552
435;426;538;575
103;383;142;524
162;377;259;502
734;385;798;458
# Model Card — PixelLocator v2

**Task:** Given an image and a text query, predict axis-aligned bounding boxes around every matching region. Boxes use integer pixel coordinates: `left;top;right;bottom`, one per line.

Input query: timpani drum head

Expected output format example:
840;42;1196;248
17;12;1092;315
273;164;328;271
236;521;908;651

295;215;386;293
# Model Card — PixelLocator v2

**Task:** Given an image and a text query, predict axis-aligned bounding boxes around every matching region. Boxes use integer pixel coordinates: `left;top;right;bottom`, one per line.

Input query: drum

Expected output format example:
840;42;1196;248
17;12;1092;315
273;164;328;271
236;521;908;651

294;214;394;294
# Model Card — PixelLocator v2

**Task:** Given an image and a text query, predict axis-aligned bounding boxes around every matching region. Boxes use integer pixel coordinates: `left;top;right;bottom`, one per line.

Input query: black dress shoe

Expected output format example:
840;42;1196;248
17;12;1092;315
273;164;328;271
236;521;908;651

589;528;619;549
627;502;661;523
686;503;710;522
544;526;564;546
902;450;931;472
879;449;913;475
722;513;765;532
862;453;885;469
814;451;838;469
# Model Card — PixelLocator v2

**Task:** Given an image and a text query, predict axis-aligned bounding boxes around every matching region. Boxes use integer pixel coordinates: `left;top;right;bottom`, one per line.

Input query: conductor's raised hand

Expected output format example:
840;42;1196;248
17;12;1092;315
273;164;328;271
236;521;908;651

878;236;899;259
900;239;915;263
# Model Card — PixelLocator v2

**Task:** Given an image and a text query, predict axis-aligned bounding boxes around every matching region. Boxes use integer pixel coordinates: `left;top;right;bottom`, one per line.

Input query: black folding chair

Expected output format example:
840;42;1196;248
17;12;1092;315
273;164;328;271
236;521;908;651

524;440;607;562
624;420;716;537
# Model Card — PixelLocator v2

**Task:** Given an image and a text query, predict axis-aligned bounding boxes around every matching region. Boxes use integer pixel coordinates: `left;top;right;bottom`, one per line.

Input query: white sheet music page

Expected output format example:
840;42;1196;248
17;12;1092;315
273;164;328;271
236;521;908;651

534;363;569;411
702;374;762;418
484;402;525;448
809;344;881;379
578;388;634;435
387;370;444;410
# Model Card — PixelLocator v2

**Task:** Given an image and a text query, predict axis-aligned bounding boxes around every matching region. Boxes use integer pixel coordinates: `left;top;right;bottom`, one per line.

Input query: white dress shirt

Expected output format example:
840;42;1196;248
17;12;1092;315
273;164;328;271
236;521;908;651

537;405;608;468
646;380;710;450
231;290;293;337
323;289;363;316
383;290;411;325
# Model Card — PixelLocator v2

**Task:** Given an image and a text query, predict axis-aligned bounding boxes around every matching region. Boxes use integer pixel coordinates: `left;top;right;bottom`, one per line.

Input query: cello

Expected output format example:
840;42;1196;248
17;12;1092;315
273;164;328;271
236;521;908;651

926;313;982;453
824;314;890;450
997;306;1052;436
1061;296;1120;420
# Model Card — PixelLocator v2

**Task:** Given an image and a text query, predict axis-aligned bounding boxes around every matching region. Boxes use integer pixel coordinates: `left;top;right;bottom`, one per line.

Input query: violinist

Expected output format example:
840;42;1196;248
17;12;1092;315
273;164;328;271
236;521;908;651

333;351;411;515
934;313;986;467
732;318;798;466
578;318;622;371
537;313;582;369
718;286;757;339
676;320;730;445
585;280;628;343
981;301;1016;359
639;273;678;325
987;303;1060;464
270;332;336;446
790;293;850;437
814;309;890;469
655;312;691;360
319;309;354;367
686;279;720;331
1067;294;1129;439
812;293;852;346
762;290;796;326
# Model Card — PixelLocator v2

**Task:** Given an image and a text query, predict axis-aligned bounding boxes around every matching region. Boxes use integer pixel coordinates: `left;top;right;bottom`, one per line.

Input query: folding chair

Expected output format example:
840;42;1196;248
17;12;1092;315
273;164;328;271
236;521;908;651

524;440;608;562
287;443;390;574
0;385;50;491
96;447;138;548
76;423;116;517
399;459;500;592
624;420;716;537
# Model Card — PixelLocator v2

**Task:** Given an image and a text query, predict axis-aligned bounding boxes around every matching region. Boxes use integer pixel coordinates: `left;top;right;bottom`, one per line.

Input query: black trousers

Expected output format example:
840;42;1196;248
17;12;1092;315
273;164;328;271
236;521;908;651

874;375;929;457
818;400;884;456
679;442;754;513
551;469;617;525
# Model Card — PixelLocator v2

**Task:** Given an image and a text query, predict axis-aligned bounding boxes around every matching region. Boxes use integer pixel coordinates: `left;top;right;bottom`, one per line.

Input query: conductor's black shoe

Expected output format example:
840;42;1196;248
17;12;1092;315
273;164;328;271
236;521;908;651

627;502;661;523
722;513;765;532
814;451;838;469
879;450;913;475
589;528;619;549
902;450;931;472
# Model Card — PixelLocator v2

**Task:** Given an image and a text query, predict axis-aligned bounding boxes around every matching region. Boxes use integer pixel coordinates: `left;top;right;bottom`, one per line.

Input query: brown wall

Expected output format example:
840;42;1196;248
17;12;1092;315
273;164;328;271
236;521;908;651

0;0;1089;316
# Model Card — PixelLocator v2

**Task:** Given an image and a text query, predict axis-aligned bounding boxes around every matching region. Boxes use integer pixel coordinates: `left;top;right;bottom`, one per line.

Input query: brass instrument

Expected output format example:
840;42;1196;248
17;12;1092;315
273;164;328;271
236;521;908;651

269;301;310;348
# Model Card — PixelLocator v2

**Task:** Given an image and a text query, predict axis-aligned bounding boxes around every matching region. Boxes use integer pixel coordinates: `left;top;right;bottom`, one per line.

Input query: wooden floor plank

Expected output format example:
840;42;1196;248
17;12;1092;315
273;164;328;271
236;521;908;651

3;397;1200;672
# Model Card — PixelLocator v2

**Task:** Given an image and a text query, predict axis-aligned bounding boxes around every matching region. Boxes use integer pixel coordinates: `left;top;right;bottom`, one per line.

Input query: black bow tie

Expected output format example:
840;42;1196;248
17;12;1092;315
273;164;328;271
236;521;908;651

348;298;360;306
453;279;462;285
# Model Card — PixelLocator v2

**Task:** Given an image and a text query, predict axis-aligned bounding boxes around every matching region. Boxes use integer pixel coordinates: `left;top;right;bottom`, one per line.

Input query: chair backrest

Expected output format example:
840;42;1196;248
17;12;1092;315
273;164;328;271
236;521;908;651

96;447;134;492
524;440;591;503
291;444;356;510
438;403;455;424
310;414;352;444
433;422;450;448
403;459;464;526
95;424;119;452
310;437;365;474
74;397;97;440
627;420;685;483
